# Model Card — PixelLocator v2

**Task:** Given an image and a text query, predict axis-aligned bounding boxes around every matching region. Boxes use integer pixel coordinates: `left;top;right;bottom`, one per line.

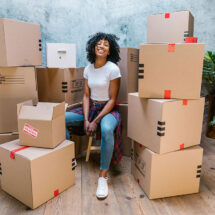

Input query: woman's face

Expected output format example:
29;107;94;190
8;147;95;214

94;39;110;59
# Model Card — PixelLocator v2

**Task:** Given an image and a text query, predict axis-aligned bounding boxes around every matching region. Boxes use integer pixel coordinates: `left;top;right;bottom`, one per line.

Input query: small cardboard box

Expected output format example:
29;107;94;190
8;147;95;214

0;67;38;133
47;43;76;68
0;18;42;66
18;101;66;148
36;67;84;105
118;104;132;157
117;48;139;103
128;93;205;154
0;133;19;144
138;43;205;99
131;142;203;199
147;10;194;43
0;139;76;209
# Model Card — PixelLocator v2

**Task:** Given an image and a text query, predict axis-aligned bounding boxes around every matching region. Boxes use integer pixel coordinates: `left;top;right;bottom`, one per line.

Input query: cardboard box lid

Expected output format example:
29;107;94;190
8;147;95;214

18;102;65;120
0;139;73;160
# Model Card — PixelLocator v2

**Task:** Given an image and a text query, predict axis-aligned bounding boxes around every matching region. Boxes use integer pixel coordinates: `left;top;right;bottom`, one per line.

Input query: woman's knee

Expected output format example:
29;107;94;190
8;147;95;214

101;123;115;138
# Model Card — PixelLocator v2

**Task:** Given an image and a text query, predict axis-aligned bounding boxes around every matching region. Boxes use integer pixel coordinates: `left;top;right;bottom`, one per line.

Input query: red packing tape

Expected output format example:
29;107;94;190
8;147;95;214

137;178;140;184
180;144;184;150
139;144;143;148
168;43;175;52
185;37;198;43
164;90;171;99
10;146;30;159
165;13;170;18
54;189;59;197
183;100;188;105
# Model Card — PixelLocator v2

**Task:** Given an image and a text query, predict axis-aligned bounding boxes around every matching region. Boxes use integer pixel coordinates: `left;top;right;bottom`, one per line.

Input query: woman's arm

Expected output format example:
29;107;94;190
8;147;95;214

83;79;90;135
87;77;120;136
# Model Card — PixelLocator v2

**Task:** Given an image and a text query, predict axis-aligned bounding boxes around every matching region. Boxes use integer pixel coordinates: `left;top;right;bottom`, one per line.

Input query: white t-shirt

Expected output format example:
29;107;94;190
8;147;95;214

83;61;121;101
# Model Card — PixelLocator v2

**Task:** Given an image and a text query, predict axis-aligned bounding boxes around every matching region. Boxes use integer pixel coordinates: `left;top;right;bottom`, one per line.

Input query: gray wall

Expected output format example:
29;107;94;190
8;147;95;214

0;0;215;67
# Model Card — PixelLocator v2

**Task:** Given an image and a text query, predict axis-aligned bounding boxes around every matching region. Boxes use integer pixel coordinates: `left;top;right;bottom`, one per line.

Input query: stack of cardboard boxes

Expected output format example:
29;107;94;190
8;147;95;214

128;11;205;199
0;19;76;209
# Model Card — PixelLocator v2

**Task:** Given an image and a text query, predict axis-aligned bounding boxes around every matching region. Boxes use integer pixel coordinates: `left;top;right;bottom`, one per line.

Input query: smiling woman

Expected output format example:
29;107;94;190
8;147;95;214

65;32;121;199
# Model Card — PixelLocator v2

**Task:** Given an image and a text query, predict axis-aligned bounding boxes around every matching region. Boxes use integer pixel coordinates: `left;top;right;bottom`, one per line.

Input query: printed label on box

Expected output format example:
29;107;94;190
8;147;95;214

23;124;39;138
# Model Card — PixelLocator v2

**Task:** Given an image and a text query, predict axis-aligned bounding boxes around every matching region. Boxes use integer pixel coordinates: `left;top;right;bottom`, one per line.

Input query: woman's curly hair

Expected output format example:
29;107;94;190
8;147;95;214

86;32;121;64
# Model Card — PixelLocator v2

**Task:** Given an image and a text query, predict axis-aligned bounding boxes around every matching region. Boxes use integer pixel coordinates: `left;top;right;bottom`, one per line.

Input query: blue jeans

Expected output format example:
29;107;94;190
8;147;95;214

65;111;117;170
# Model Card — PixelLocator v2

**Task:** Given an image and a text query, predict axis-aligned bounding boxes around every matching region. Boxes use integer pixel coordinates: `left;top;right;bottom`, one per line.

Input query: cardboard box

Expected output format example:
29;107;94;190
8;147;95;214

147;10;194;43
118;104;132;157
0;18;42;66
131;142;203;199
0;139;76;209
18;101;66;148
47;43;76;68
0;67;38;133
36;68;84;104
128;93;205;154
117;48;139;103
70;134;88;157
0;132;19;144
138;43;205;99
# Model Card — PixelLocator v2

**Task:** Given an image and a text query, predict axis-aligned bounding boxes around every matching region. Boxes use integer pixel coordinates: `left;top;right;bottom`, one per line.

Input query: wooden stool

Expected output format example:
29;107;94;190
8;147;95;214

85;136;101;162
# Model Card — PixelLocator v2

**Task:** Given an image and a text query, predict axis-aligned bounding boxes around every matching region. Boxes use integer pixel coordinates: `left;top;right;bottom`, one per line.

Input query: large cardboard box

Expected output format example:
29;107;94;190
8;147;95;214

0;132;19;144
138;43;205;99
128;93;205;154
36;68;84;104
117;48;139;103
118;104;132;156
18;101;66;148
0;18;42;66
131;142;203;199
0;67;38;133
0;139;76;209
147;10;194;43
46;43;76;68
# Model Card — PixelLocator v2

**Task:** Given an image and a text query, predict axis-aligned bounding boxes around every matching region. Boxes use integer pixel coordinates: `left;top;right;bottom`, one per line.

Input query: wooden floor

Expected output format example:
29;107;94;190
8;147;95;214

1;135;215;215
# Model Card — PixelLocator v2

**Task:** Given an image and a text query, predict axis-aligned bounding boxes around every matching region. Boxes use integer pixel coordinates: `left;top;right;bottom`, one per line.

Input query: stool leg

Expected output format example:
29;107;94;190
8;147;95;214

86;136;93;162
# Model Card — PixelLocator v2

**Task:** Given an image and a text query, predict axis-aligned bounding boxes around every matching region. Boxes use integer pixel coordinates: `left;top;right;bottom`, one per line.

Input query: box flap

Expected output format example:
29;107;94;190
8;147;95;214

52;102;65;119
0;139;74;160
18;102;61;120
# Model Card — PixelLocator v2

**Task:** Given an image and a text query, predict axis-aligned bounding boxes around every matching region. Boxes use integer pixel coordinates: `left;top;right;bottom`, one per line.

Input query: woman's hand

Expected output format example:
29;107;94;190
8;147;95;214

84;120;90;136
87;121;98;136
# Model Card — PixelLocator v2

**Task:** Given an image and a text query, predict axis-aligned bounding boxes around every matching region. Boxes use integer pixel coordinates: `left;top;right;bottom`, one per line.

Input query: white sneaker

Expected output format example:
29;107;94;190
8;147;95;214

96;177;108;199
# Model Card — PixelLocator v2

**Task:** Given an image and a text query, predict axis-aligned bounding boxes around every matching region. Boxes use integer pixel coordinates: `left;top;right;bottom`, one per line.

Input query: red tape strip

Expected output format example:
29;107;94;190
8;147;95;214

164;90;171;99
137;178;140;184
10;146;30;159
180;144;184;150
54;189;59;197
139;144;143;148
183;100;188;105
168;43;175;52
185;37;198;43
165;13;170;18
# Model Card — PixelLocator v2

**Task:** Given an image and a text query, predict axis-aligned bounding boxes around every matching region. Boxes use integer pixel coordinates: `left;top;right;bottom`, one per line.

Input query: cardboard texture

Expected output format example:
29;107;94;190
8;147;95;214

118;104;132;157
0;133;19;144
117;48;139;103
138;43;205;99
147;10;194;43
0;139;76;209
0;67;38;133
131;142;203;199
46;43;76;68
128;93;205;154
0;18;42;66
18;101;66;148
36;67;84;104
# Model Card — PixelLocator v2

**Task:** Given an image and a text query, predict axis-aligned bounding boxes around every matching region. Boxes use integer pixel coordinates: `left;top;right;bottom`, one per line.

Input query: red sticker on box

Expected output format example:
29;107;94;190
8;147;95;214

165;13;170;18
180;144;184;150
164;90;171;99
185;37;198;43
137;178;140;184
168;43;175;52
23;124;39;138
10;146;30;159
183;100;188;105
139;144;143;148
54;189;59;197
